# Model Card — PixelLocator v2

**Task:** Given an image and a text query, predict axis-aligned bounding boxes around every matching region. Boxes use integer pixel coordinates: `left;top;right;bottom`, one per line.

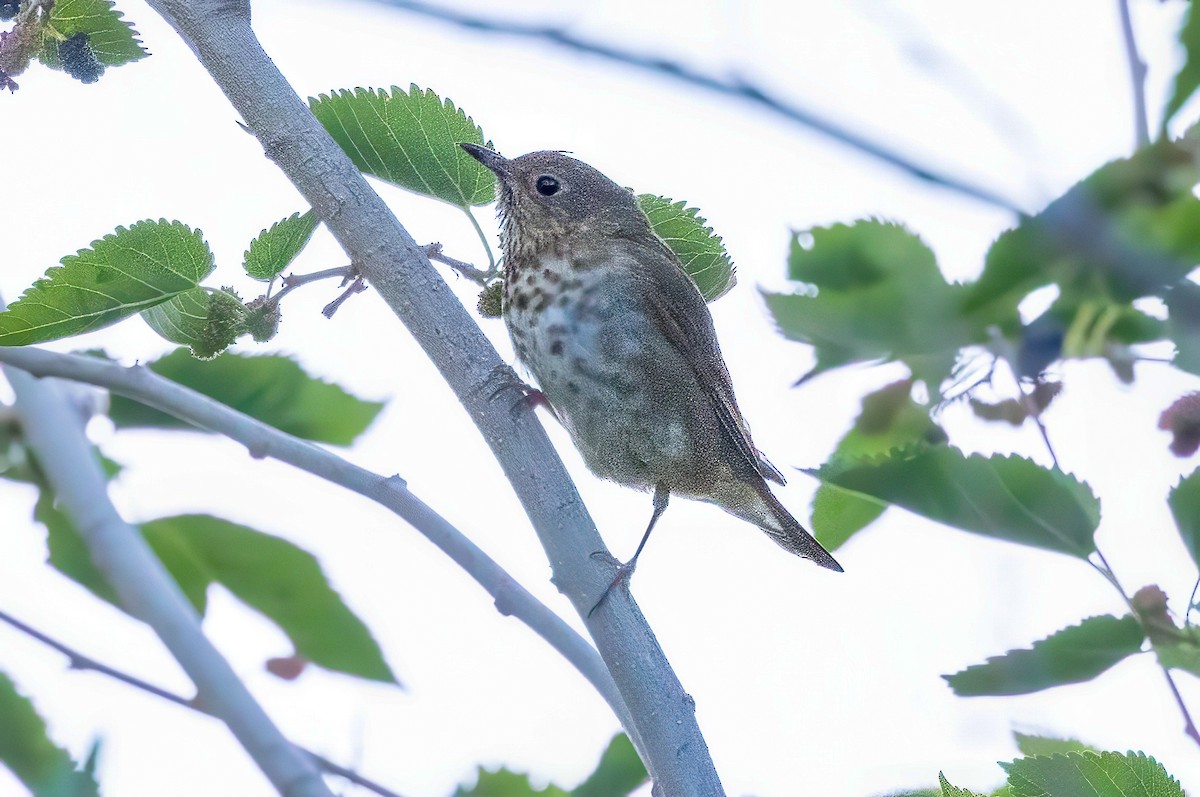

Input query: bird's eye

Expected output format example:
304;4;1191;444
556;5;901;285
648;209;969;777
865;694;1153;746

535;175;561;196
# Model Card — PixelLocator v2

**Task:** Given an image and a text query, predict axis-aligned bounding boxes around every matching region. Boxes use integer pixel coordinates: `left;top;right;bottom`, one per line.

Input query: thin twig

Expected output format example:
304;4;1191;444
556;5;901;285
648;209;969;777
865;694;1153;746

1;358;334;797
425;243;495;285
0;610;406;797
1093;549;1131;602
1020;380;1200;752
850;0;1048;198
321;276;368;318
1162;667;1200;748
1117;0;1151;148
1017;382;1061;470
0;346;633;738
370;0;1027;214
272;266;357;304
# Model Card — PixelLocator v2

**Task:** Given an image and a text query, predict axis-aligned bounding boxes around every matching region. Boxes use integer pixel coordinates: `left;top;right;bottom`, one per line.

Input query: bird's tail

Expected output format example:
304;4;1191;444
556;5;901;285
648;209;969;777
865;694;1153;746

710;478;843;572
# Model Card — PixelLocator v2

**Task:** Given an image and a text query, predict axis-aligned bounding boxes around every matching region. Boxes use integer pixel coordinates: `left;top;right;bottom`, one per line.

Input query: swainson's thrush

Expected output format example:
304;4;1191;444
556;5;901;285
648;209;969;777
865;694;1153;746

462;145;842;602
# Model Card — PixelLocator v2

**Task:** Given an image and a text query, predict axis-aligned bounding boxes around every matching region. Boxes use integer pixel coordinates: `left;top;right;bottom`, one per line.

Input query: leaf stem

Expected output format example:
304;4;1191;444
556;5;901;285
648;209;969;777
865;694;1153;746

270;265;357;305
1162;666;1200;748
0;609;407;797
464;207;496;271
1025;380;1200;752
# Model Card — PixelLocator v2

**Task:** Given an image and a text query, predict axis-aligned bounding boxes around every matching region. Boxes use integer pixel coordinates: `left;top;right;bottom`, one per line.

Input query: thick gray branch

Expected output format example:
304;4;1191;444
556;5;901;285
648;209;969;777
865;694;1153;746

1;366;334;797
141;1;723;790
0;345;631;735
0;609;406;797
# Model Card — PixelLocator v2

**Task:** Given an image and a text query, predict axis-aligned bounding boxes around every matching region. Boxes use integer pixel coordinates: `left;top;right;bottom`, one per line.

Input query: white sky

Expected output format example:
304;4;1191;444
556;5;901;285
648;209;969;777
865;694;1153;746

4;1;1200;795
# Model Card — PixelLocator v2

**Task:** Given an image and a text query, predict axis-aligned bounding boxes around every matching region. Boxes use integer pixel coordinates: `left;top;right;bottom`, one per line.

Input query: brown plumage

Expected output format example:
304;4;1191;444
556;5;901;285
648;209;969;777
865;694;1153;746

462;144;842;594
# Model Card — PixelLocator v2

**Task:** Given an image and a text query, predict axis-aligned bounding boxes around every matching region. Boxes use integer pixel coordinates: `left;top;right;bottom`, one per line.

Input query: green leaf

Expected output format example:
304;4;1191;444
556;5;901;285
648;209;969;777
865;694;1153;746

636;195;735;301
1166;3;1200;128
1166;281;1200;376
811;379;945;550
244;210;320;281
309;85;495;207
939;772;987;797
763;221;972;389
965;139;1200;330
1013;733;1097;758
811;484;887;552
944;615;1145;696
36;0;148;70
142;515;397;683
1169;469;1200;570
454;768;569;797
38;492;122;607
107;348;383;445
37;502;396;683
141;287;249;360
810;447;1099;558
1152;630;1200;678
0;671;100;797
0;221;214;346
1001;751;1182;797
574;734;647;797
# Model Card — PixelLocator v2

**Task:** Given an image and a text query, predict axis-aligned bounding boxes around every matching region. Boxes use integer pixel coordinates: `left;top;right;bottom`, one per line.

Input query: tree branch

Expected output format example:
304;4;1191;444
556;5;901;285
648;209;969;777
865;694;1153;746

370;0;1027;214
0;609;407;797
0;346;635;753
0;366;334;797
1117;0;1151;148
142;0;719;789
425;242;494;285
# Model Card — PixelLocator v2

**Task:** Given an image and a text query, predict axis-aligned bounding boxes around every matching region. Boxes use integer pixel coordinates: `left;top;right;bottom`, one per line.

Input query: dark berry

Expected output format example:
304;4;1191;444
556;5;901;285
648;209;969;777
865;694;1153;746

0;2;20;21
59;33;104;84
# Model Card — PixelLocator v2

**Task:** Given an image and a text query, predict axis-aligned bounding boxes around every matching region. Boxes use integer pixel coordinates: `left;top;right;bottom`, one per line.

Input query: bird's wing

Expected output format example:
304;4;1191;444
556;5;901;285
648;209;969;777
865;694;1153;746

630;238;786;486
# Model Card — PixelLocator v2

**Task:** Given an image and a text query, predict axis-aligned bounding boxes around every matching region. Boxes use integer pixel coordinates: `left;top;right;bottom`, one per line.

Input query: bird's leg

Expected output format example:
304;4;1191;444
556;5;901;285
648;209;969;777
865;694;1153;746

588;485;670;617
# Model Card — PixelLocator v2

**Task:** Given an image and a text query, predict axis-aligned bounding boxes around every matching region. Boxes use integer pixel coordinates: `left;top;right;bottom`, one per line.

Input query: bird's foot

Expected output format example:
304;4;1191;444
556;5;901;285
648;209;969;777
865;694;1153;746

587;551;637;618
489;375;557;422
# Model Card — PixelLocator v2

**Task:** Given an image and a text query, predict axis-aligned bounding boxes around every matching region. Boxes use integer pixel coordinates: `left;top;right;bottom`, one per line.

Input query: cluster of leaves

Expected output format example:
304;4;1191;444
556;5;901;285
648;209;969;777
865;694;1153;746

0;213;317;359
0;347;397;790
774;155;1200;700
454;734;646;797
762;59;1200;699
0;0;145;90
759;9;1200;796
888;735;1182;797
766;133;1200;395
0;84;733;360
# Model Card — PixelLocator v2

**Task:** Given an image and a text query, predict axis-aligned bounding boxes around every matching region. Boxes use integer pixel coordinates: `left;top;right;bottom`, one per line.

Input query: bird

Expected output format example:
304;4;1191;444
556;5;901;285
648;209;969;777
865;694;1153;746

461;144;842;609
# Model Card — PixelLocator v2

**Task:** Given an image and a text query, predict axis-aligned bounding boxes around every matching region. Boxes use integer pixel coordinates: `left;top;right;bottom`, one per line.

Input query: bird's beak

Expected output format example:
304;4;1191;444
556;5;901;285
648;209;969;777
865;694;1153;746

461;143;509;177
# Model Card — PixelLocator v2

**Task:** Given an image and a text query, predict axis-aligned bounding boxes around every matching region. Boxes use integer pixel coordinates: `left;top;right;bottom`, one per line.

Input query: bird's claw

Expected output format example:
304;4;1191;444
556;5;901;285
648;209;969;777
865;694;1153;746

587;557;636;618
488;377;557;422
